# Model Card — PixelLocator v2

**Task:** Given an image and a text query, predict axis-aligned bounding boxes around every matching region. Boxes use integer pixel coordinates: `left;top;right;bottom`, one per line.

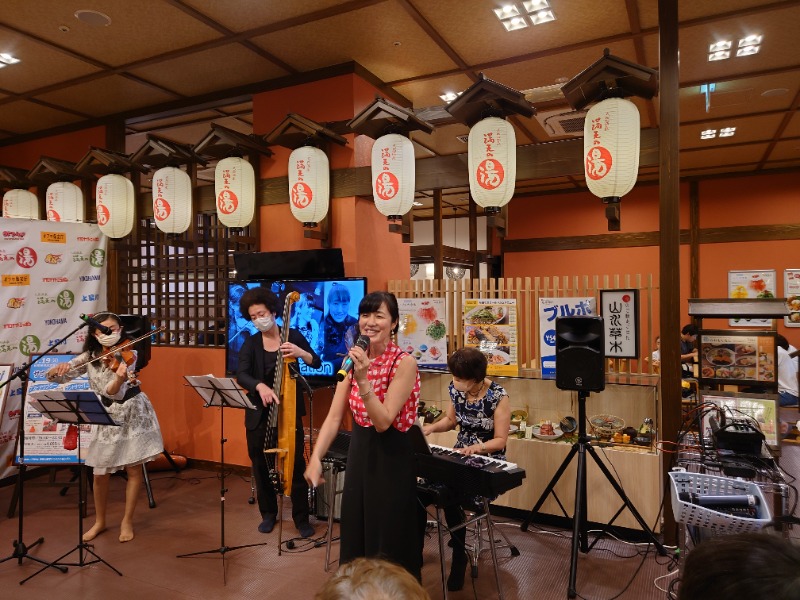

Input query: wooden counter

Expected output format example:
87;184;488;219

421;372;662;532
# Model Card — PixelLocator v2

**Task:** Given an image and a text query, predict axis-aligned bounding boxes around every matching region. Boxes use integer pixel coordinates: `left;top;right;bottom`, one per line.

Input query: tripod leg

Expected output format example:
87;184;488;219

585;446;666;555
521;443;579;531
567;444;587;599
142;463;156;509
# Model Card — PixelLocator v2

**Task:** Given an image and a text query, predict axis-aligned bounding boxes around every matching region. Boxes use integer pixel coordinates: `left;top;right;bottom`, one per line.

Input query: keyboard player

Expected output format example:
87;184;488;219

420;347;511;592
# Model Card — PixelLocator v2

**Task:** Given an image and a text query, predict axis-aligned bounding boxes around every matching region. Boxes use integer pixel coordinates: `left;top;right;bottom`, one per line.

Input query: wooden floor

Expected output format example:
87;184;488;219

1;419;798;600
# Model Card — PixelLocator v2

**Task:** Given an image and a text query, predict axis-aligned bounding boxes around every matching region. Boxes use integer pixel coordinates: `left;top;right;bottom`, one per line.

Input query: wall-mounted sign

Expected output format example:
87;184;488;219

728;269;776;327
599;289;639;359
784;269;800;328
463;298;518;376
538;297;596;377
397;298;448;368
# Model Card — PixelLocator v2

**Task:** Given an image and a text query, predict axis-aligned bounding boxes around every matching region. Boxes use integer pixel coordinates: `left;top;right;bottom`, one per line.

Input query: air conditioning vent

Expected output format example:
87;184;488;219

535;109;588;137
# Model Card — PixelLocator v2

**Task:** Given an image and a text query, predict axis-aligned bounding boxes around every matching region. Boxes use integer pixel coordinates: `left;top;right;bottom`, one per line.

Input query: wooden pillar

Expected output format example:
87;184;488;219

433;189;443;280
658;0;681;546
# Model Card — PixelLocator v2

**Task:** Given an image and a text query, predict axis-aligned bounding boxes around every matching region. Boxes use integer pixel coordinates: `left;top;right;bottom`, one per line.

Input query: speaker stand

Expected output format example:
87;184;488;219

520;391;666;598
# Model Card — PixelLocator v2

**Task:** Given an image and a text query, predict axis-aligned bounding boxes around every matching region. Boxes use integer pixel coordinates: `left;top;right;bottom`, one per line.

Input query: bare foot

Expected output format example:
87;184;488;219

119;521;134;543
83;523;106;542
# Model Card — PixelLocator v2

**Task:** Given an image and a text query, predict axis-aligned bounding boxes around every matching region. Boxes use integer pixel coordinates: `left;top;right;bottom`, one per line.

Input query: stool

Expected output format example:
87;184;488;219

463;499;520;580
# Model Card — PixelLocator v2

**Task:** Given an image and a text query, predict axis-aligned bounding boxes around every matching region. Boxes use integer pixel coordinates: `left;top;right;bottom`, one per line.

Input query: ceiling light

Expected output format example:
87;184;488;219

739;34;762;47
719;127;736;137
413;201;423;207
493;5;521;19
708;50;730;62
709;40;732;53
502;16;528;31
0;53;21;65
439;91;460;102
761;88;789;97
523;0;550;11
529;9;556;24
736;45;760;57
700;129;717;139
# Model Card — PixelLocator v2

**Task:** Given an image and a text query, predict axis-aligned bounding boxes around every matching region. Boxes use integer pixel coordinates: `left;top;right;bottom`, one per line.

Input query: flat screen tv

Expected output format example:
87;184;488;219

226;278;367;381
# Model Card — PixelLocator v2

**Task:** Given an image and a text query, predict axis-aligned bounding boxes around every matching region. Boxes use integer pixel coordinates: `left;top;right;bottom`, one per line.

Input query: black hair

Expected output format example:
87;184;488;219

447;347;488;382
239;287;280;320
81;312;125;356
358;291;399;335
776;334;789;351
679;533;800;600
681;323;699;336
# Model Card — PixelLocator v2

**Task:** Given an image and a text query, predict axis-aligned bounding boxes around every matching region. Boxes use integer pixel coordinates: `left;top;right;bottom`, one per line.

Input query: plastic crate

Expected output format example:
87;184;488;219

669;468;772;534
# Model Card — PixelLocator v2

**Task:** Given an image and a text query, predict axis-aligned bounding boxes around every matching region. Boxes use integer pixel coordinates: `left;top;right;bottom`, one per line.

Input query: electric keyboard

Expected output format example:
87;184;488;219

323;430;351;464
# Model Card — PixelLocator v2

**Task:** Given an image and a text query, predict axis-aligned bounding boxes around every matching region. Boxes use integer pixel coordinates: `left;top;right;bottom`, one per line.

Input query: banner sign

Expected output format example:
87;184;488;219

600;289;639;358
463;298;518;376
784;269;800;327
538;297;596;377
728;269;776;327
0;219;107;476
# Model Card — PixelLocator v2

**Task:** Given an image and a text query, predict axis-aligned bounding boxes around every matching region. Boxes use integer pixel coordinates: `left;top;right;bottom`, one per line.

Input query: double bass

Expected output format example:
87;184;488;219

264;292;300;497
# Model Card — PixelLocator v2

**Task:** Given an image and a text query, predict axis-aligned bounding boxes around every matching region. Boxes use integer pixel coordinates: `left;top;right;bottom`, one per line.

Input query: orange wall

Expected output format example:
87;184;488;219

0;126;106;169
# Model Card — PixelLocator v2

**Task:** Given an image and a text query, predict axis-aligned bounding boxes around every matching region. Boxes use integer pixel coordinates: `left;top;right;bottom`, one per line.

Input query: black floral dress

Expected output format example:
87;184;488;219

450;380;507;461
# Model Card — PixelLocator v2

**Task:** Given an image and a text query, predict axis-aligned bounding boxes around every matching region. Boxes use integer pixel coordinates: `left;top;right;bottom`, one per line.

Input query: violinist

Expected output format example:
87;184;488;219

236;287;320;539
46;312;163;543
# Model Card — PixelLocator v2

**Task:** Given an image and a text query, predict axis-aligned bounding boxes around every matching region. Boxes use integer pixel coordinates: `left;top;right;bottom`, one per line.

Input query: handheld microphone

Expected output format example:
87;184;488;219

79;313;112;335
679;492;759;508
336;335;370;382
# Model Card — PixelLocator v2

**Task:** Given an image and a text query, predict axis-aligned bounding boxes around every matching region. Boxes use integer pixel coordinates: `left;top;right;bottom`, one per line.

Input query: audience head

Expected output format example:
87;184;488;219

679;533;800;600
776;334;789;351
315;557;431;600
681;323;699;338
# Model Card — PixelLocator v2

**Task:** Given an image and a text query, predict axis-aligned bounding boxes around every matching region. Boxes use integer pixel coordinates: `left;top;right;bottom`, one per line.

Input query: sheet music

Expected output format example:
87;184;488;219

184;375;256;409
28;389;118;426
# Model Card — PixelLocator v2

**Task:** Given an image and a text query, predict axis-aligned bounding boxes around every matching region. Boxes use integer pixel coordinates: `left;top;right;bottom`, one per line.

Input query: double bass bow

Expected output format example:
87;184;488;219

264;292;300;497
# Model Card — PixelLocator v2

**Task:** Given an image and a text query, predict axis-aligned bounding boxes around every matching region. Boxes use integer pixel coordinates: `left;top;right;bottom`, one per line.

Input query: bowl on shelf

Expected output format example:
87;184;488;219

589;414;625;438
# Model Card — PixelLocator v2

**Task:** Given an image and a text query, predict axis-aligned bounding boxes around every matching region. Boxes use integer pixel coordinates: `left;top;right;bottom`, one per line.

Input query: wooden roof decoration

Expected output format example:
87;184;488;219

193;122;274;160
561;49;659;111
130;134;206;169
75;147;144;175
264;113;348;150
0;166;32;188
445;74;535;128
347;97;434;139
26;156;79;184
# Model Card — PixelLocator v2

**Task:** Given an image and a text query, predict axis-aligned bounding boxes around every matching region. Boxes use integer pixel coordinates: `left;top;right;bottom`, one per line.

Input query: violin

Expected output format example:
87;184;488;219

101;344;137;372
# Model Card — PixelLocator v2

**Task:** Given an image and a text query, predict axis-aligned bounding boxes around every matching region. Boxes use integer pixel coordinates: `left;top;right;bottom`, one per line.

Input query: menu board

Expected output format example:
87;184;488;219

784;269;800;327
698;330;776;387
463;298;518;376
397;298;447;368
728;269;776;327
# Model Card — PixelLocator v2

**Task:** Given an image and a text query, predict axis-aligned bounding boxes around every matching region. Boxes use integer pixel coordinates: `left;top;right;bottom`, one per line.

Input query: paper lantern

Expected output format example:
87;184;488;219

46;181;84;222
2;189;40;219
215;156;255;228
96;174;135;238
583;97;640;201
288;146;329;226
152;166;192;234
371;133;415;219
468;116;517;214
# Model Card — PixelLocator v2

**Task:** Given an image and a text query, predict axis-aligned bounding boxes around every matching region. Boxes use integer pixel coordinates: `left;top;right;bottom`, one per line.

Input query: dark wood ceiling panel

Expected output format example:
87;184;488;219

0;28;101;94
680;113;785;149
35;75;179;117
0;0;222;67
769;139;800;161
249;2;459;83
783;112;800;137
680;143;770;170
128;44;286;97
0;99;85;133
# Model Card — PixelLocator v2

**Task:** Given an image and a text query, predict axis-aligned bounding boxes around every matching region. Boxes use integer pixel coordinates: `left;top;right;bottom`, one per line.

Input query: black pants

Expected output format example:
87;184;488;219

246;421;310;526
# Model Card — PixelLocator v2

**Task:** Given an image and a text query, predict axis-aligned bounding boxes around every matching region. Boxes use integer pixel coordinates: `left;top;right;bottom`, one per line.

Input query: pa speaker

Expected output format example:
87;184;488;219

233;249;345;281
555;316;605;392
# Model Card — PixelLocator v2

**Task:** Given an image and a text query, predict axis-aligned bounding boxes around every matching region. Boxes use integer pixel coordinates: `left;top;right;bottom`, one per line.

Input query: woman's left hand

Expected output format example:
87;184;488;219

459;444;482;456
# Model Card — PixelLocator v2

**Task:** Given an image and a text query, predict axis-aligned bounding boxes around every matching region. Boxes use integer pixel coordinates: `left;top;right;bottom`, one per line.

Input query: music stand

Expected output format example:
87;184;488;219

520;390;666;598
20;389;122;584
178;375;265;584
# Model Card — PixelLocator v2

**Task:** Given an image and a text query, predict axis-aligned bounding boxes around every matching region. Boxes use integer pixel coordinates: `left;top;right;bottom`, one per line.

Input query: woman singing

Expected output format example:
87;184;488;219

305;291;422;579
46;312;163;543
422;347;511;590
237;287;320;539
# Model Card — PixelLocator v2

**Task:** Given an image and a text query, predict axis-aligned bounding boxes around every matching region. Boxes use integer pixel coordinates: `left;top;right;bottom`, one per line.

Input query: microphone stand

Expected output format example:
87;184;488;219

0;322;88;573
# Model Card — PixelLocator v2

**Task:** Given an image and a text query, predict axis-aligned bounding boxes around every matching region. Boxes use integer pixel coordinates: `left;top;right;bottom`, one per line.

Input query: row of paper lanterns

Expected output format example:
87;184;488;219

2;97;640;236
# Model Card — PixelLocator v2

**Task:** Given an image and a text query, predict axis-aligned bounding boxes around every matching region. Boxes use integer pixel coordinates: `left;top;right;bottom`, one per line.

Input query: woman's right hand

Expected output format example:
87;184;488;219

304;456;324;488
421;423;433;436
256;383;279;407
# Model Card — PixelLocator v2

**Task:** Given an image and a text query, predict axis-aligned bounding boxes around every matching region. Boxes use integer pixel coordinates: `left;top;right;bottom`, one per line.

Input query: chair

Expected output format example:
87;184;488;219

462;498;520;580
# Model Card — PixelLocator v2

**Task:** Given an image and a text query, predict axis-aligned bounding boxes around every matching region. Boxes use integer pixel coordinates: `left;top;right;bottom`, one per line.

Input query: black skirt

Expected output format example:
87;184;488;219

340;421;422;580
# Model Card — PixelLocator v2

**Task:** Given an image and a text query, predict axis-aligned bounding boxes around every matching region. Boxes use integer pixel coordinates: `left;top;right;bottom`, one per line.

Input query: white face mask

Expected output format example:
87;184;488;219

96;331;121;347
254;315;275;333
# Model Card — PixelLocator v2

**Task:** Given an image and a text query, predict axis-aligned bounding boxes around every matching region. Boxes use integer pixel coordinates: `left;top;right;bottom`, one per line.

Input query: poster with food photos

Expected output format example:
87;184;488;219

728;270;776;327
397;298;447;368
784;269;800;327
698;331;776;386
463;298;518;376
